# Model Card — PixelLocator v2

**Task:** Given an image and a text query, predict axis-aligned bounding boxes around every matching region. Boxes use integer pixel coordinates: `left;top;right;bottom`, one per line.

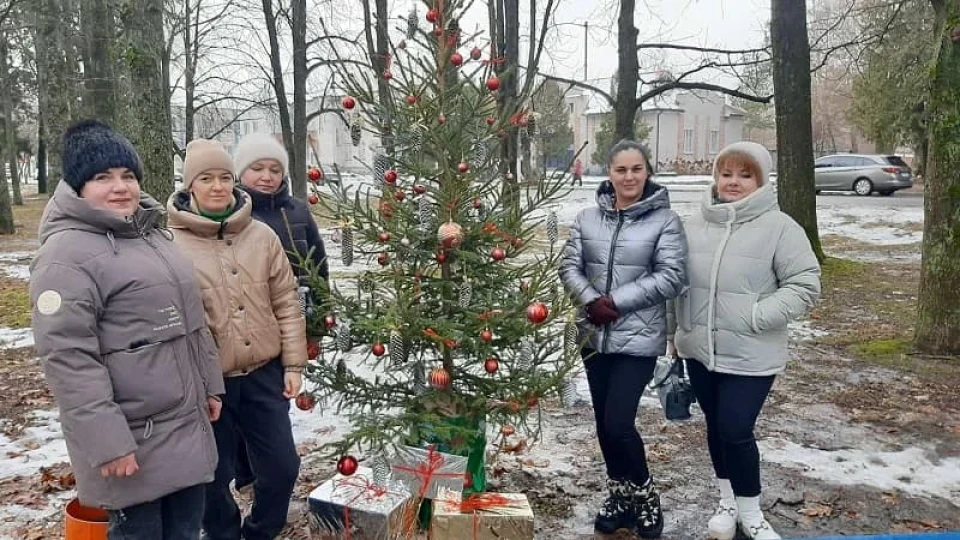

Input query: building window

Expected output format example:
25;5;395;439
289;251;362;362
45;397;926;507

683;129;694;154
710;130;719;153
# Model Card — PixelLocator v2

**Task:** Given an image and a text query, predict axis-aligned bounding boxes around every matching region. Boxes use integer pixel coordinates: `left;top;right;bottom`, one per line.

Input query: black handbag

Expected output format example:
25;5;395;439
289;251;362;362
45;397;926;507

653;357;696;421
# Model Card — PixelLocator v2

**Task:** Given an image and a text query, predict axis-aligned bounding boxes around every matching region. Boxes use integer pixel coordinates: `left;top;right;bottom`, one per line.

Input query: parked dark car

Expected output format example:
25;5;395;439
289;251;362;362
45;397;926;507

814;154;913;196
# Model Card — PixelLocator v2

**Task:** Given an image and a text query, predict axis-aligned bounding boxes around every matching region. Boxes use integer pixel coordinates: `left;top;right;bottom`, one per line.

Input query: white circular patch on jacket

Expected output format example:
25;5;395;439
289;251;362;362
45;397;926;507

36;290;63;315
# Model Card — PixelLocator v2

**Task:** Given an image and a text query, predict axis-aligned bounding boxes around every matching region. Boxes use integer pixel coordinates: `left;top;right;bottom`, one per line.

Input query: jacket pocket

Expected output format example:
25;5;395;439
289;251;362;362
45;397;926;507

751;301;761;333
715;292;760;334
677;292;692;331
104;341;187;422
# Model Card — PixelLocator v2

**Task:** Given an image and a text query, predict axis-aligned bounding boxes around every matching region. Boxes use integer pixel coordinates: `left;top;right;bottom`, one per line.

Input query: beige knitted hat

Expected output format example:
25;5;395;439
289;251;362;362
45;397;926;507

182;139;234;190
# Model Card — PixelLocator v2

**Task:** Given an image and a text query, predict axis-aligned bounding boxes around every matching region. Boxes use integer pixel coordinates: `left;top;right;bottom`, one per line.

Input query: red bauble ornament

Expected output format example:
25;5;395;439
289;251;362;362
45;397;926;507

526;301;549;324
527;394;540;408
394;190;406;201
501;424;516;436
472;198;482;209
406;95;418;105
511;237;524;249
463;472;474;489
371;342;386;356
307;339;321;360
413;184;427;195
485;116;496;126
295;392;316;411
429;367;451;389
308;167;322;183
341;96;356;109
480;329;493;342
450;52;464;66
324;314;337;328
377;252;390;266
486;77;501;91
308;194;320;205
483;357;499;374
491;247;506;261
383;70;393;80
470;46;482;60
437;114;446;125
378;231;391;243
457;161;470;174
384;169;398;184
436;251;448;263
337;455;359;476
433;27;443;37
425;8;439;22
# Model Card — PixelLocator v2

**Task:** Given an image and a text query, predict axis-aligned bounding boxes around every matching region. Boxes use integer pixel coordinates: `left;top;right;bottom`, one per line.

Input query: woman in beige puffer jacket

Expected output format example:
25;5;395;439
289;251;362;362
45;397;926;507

167;138;307;540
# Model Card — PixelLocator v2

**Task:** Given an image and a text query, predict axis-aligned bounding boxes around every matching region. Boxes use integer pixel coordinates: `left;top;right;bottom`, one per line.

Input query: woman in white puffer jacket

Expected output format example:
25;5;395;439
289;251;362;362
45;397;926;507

671;141;820;540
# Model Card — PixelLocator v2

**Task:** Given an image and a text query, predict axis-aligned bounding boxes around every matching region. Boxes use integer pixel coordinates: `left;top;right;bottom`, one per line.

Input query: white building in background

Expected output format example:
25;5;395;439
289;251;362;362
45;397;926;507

171;97;378;176
564;83;748;174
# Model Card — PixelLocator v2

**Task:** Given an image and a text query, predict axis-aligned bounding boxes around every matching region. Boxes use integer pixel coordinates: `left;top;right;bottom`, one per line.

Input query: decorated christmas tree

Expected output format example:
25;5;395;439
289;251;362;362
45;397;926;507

298;0;581;493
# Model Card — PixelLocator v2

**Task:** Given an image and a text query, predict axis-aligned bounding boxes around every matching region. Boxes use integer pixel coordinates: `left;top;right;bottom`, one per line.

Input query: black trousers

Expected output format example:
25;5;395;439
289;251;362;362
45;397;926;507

202;359;301;540
584;350;657;484
107;484;205;540
687;359;775;497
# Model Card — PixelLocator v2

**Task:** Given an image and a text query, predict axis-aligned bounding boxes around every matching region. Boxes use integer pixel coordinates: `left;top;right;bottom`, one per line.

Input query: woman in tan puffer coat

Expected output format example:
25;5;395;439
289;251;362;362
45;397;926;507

167;138;307;540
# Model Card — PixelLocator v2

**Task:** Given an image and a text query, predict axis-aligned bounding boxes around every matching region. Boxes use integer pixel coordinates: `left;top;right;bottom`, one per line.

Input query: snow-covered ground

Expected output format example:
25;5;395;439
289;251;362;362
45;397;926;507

0;177;933;537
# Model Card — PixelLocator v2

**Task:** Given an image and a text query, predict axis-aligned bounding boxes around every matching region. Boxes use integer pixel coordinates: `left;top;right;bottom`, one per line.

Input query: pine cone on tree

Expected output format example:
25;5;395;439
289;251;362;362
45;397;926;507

405;8;418;39
389;330;405;365
341;227;354;266
337;320;353;352
374;154;389;183
564;317;578;356
418;196;433;233
562;377;579;407
546;210;559;245
371;454;391;486
458;281;472;308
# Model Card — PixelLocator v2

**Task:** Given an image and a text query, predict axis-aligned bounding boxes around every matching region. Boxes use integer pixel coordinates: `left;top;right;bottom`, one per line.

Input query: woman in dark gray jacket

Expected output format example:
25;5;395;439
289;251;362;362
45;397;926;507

560;140;687;539
30;120;224;540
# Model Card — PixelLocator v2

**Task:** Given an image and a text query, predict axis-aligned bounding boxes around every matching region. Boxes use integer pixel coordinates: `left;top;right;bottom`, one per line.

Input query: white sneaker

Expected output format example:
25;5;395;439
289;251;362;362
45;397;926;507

736;496;781;540
707;499;737;540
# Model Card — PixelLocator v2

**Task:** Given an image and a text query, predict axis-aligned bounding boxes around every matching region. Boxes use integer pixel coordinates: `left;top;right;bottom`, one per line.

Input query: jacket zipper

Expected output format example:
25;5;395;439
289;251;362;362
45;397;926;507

140;228;209;431
600;211;625;353
706;207;736;370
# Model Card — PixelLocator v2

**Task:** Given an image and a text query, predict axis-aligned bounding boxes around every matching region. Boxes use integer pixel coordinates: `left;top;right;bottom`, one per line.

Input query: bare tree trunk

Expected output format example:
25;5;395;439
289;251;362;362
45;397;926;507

770;0;825;262
0;153;12;233
0;37;21;210
262;0;294;176
36;113;47;193
615;0;639;141
80;0;117;123
360;0;394;159
491;0;519;204
34;0;80;190
291;0;307;199
123;0;174;203
184;0;196;143
915;0;960;354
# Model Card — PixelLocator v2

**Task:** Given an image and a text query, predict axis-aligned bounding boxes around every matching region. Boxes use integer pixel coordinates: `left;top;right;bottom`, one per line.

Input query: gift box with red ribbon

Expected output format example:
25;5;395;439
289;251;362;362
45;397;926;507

307;467;417;540
390;445;468;501
430;487;535;540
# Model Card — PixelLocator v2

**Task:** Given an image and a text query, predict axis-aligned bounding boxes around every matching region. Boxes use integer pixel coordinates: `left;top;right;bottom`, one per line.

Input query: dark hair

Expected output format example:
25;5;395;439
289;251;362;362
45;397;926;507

606;139;655;174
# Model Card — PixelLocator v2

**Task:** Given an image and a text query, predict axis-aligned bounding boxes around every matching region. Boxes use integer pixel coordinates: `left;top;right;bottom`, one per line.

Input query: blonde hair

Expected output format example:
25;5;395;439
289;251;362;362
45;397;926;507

715;151;764;185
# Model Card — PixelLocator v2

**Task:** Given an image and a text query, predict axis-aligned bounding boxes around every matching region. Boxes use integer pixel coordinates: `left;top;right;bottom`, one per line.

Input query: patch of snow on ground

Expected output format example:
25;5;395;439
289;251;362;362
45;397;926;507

0;328;34;350
760;437;960;504
0;411;70;480
789;320;829;342
0;265;30;280
818;202;923;246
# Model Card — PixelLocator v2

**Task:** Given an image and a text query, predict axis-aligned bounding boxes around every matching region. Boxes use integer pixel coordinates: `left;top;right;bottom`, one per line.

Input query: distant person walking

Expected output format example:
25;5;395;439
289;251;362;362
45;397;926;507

572;158;584;186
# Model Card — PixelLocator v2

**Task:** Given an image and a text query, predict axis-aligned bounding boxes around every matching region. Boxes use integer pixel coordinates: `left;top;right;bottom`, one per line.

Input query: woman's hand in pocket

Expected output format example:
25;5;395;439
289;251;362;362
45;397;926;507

283;371;303;399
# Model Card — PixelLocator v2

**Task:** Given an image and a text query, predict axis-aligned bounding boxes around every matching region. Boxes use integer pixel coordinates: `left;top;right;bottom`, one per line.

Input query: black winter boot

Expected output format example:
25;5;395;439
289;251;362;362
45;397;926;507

632;478;664;539
594;478;635;533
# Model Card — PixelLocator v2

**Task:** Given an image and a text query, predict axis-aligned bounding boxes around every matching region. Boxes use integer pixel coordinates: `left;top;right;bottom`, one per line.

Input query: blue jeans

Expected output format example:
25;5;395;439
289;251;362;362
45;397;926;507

202;359;301;540
107;484;205;540
583;350;657;484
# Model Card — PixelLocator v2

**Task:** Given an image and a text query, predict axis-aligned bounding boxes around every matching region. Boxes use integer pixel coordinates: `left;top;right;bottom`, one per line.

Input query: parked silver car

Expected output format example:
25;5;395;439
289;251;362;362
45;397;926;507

814;154;913;196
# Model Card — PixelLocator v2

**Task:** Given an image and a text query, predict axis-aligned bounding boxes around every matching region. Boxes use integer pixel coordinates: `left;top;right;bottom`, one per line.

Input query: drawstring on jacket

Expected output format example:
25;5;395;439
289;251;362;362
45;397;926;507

106;230;119;254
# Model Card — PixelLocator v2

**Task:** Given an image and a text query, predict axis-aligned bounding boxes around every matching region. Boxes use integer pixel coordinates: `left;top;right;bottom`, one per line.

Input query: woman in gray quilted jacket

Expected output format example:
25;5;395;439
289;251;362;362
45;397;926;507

560;140;687;539
672;141;820;540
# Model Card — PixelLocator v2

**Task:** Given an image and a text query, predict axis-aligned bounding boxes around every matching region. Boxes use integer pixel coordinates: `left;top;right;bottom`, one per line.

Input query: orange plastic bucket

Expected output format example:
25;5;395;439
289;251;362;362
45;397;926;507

64;498;108;540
